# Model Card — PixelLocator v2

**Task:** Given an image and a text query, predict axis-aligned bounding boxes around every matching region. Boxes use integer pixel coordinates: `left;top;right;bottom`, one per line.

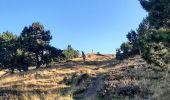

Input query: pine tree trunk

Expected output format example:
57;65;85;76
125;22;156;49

36;53;40;69
139;48;142;56
35;53;40;80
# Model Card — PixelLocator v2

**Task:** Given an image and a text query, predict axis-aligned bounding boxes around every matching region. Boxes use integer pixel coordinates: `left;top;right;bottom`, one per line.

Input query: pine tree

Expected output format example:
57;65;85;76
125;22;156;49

138;0;170;69
0;31;18;73
63;45;79;60
19;22;52;69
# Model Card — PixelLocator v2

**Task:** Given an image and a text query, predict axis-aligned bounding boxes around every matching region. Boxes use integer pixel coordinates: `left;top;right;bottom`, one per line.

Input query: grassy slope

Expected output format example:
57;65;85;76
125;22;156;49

0;54;170;100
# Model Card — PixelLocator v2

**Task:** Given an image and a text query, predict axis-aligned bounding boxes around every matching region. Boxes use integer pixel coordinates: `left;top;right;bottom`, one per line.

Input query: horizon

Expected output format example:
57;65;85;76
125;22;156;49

0;0;147;54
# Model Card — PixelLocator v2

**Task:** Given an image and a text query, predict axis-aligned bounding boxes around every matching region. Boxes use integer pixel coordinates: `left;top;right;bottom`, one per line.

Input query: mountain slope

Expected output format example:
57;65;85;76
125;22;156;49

0;55;170;100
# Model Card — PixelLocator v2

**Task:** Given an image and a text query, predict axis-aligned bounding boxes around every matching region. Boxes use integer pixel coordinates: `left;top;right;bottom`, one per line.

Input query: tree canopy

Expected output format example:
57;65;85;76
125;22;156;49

0;23;66;73
63;45;79;60
19;22;52;69
116;0;170;70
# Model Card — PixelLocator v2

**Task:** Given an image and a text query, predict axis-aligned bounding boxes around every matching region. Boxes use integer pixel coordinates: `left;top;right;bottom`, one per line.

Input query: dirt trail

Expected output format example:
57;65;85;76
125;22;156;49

82;75;104;100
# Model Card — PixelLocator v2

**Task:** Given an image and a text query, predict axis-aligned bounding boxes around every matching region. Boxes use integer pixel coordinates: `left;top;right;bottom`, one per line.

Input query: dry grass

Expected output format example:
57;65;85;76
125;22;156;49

97;56;170;100
0;71;6;76
1;55;169;100
0;56;110;100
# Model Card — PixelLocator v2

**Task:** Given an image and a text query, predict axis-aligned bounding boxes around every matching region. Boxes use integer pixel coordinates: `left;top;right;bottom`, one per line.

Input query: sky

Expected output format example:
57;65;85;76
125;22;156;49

0;0;147;54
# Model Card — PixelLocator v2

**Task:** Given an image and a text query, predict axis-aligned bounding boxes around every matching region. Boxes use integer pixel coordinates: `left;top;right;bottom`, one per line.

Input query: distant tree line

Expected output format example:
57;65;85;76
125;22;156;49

116;0;170;71
0;22;79;73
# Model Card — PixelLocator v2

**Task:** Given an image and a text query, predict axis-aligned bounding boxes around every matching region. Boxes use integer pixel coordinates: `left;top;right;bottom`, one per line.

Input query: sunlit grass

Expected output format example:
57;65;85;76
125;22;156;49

0;55;113;100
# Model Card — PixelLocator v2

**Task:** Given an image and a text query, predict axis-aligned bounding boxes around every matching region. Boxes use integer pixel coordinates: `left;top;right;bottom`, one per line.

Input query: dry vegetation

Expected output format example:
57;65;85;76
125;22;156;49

98;56;170;100
0;54;170;100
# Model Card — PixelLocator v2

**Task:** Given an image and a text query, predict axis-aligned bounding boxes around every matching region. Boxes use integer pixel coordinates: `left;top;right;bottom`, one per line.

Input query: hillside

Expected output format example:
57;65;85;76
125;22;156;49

0;54;170;100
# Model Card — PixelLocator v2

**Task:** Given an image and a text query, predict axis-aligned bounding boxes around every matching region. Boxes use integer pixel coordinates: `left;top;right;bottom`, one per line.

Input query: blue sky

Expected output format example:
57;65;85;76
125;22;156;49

0;0;147;54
